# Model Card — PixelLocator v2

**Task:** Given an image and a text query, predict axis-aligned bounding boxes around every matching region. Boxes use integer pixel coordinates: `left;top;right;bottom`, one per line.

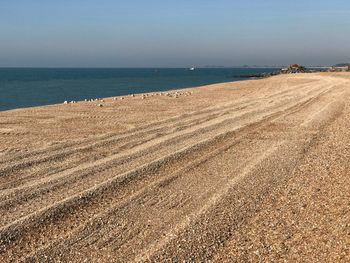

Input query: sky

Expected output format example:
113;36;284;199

0;0;349;67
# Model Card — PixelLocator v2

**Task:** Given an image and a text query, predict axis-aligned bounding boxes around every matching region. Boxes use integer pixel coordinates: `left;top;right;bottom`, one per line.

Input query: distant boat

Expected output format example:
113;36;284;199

189;66;195;71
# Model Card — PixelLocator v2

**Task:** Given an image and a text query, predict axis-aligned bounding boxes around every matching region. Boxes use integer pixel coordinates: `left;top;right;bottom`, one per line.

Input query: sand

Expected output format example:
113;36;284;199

0;72;349;262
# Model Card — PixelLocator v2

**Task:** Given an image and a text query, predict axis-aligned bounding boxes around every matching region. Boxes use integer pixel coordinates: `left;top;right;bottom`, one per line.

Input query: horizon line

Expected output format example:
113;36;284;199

0;65;330;69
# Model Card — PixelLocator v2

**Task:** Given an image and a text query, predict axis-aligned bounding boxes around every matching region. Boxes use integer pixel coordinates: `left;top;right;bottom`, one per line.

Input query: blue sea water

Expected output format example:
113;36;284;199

0;68;278;111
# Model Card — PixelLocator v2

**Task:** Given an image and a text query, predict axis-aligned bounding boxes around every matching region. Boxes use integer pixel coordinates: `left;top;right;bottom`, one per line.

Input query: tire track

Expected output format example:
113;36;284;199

0;83;329;226
0;80;323;194
0;79;321;172
1;75;347;262
0;80;334;261
24;78;343;263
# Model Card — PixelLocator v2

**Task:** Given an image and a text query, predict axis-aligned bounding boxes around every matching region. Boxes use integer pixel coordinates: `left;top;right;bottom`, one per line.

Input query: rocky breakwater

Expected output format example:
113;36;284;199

232;64;311;80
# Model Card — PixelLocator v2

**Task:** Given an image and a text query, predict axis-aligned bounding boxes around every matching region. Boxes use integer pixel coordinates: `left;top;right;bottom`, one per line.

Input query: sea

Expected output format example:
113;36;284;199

0;68;278;111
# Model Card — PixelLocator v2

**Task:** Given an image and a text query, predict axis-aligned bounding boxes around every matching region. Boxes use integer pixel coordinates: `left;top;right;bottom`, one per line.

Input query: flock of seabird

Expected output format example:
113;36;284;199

63;91;193;107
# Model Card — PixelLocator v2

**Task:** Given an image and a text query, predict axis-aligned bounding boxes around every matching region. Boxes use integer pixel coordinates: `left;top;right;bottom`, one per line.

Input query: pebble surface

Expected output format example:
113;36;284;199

0;73;349;262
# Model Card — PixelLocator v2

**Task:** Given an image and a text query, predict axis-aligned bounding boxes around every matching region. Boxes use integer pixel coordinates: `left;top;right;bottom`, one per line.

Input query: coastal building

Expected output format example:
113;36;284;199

329;66;349;72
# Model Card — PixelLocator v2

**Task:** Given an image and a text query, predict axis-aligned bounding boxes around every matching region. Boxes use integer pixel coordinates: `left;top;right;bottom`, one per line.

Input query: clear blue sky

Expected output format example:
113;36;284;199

0;0;349;67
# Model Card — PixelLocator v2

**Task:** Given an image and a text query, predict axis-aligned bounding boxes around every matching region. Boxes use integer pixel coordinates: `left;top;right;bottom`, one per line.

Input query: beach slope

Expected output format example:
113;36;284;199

0;73;349;262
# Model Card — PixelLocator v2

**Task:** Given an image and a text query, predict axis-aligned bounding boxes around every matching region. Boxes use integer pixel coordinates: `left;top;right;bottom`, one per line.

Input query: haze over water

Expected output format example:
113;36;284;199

1;1;350;68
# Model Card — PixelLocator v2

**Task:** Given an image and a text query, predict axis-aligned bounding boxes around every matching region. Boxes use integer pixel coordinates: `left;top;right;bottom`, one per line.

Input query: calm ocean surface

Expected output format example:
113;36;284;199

0;68;278;111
